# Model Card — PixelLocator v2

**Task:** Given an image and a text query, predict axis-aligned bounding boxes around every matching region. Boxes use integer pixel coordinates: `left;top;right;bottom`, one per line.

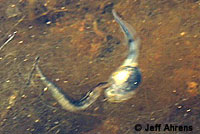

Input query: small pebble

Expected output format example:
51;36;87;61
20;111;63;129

172;90;176;93
31;35;35;38
177;105;182;109
29;25;33;29
54;121;59;124
46;21;51;25
18;40;23;44
186;109;191;112
43;87;48;92
6;106;11;109
35;119;40;123
26;128;30;131
61;7;66;10
21;94;27;98
180;32;186;36
63;81;68;83
23;59;28;62
55;78;60;81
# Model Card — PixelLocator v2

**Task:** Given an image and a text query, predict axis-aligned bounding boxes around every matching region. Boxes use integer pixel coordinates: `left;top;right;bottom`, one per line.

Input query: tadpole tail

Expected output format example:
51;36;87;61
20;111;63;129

35;57;106;112
112;10;140;67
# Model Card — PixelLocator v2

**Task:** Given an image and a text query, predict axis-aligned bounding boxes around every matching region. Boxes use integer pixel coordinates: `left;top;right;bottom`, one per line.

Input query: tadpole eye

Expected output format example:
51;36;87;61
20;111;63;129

128;39;133;43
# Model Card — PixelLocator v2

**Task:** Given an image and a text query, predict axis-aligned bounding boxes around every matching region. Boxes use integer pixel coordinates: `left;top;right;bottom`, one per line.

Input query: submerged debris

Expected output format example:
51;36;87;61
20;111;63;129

186;81;199;96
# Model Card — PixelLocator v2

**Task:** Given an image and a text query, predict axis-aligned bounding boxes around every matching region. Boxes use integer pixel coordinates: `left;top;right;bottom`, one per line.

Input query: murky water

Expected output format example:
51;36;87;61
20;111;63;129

0;0;200;134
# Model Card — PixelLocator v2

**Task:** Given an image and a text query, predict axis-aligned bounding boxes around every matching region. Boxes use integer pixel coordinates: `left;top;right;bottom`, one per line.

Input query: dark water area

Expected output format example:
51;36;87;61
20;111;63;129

0;0;200;134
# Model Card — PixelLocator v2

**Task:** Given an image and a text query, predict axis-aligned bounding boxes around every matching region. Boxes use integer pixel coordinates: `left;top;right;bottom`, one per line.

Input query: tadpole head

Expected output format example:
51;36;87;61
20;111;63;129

105;67;142;102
